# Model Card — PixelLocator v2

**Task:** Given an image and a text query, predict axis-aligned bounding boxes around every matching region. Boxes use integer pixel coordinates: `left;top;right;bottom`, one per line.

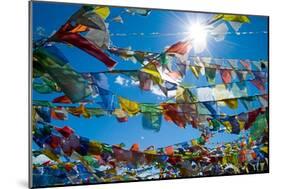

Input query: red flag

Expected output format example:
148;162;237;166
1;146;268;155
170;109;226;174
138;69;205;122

251;80;265;92
52;95;72;104
130;143;140;152
55;126;74;138
165;40;192;55
51;107;67;120
52;22;116;69
49;136;61;149
220;69;232;84
240;60;251;70
244;108;262;130
161;103;187;128
165;146;174;156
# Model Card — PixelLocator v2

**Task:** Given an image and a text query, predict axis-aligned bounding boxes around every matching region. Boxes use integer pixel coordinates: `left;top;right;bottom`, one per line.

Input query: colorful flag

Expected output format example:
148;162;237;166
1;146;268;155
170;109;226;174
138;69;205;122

33;47;92;103
165;40;192;56
52;95;72;104
220;69;232;84
51;22;116;69
118;96;140;116
205;67;217;84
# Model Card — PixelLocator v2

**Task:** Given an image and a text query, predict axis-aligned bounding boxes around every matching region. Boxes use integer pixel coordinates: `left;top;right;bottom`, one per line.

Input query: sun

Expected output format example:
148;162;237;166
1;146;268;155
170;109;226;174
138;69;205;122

188;22;208;53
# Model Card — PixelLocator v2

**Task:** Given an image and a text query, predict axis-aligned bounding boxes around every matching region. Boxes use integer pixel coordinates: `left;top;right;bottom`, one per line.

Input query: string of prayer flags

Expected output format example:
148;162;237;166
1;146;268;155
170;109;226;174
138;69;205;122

32;118;268;170
112;46;267;73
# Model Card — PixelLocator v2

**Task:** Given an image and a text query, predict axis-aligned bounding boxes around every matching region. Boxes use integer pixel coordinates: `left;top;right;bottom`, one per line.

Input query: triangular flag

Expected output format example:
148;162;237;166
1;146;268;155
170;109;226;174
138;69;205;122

190;66;201;79
220;69;232;83
205;67;217;84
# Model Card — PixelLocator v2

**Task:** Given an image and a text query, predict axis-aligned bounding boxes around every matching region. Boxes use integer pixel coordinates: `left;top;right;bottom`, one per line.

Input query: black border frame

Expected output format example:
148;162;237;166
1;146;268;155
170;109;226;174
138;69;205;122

28;1;270;188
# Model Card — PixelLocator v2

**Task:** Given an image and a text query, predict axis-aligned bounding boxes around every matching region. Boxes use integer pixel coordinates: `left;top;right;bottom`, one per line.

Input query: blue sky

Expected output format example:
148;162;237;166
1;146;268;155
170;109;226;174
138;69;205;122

32;2;268;150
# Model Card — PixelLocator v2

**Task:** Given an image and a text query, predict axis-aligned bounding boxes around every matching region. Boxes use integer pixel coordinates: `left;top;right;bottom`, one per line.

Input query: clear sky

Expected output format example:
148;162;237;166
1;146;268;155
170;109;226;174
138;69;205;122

32;1;268;150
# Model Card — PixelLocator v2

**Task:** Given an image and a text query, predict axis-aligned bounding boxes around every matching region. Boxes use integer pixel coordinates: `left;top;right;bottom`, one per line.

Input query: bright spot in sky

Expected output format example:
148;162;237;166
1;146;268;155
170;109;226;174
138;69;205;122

188;22;208;53
141;136;145;140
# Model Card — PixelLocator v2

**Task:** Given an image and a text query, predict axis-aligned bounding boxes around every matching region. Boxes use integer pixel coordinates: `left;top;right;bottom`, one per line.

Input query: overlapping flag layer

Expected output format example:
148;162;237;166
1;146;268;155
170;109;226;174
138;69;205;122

31;3;269;188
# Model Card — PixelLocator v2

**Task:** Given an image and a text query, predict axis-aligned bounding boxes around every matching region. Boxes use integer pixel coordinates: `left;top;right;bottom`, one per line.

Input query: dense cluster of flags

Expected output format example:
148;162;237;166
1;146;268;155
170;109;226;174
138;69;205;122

32;4;269;187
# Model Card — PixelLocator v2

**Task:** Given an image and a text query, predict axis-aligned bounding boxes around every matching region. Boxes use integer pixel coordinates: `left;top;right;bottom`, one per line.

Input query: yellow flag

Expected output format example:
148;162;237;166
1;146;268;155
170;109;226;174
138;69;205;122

94;6;110;20
118;96;140;116
260;146;268;154
50;164;58;170
141;62;163;84
175;87;186;103
238;120;245;130
214;14;250;23
191;139;198;146
113;108;127;118
223;98;238;109
190;66;201;79
222;121;232;133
